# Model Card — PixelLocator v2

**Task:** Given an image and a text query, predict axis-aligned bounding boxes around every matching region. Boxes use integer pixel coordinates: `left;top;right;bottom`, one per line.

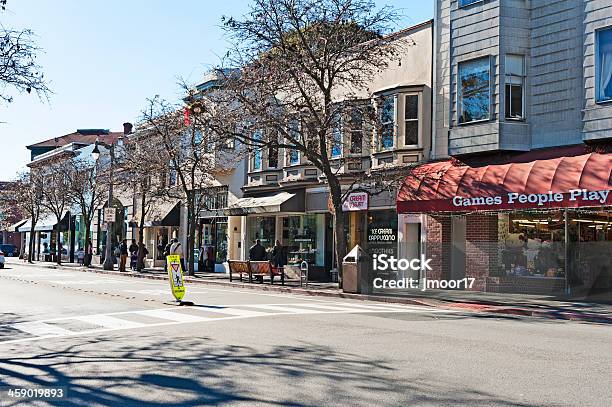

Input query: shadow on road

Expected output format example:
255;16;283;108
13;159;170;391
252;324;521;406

0;334;552;407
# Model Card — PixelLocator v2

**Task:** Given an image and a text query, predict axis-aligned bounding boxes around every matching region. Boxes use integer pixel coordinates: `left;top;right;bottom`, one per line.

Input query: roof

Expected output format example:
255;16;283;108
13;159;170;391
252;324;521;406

397;152;612;213
26;130;124;150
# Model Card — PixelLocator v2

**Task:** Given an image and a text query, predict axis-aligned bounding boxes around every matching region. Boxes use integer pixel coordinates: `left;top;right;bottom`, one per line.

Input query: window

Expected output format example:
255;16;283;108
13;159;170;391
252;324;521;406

216;190;228;209
458;57;491;124
252;129;262;171
168;161;177;186
287;121;300;165
349;108;363;154
596;27;612;103
379;96;395;150
268;141;278;168
404;95;419;145
459;0;482;7
331;112;342;158
505;55;525;120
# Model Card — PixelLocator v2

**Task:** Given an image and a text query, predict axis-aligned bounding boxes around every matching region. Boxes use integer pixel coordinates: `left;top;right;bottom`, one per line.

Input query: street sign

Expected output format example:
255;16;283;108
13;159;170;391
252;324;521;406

104;208;116;223
166;255;185;301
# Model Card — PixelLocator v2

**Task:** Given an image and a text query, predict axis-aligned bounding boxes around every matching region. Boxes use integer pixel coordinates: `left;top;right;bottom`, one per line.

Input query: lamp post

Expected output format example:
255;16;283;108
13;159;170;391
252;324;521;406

92;138;118;271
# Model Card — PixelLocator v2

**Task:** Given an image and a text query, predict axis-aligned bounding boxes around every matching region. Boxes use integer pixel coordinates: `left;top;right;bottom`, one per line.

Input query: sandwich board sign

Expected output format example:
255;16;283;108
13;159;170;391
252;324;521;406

166;255;185;301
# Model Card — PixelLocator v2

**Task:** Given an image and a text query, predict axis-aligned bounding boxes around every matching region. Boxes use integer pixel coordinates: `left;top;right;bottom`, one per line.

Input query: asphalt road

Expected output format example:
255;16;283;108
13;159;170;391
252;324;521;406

0;259;611;407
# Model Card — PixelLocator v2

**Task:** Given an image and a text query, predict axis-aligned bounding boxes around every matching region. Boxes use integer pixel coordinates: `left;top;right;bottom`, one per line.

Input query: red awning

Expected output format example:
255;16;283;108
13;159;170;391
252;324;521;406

397;152;612;213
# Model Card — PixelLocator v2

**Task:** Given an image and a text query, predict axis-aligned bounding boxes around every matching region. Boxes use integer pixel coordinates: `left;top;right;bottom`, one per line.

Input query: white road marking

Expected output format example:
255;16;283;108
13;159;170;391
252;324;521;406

244;304;322;314
194;306;270;318
133;309;213;323
0;301;452;345
72;315;146;330
11;321;73;337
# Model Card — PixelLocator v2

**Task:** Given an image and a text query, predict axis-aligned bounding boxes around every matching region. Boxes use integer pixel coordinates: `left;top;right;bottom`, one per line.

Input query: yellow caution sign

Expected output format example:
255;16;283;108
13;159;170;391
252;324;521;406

166;255;185;301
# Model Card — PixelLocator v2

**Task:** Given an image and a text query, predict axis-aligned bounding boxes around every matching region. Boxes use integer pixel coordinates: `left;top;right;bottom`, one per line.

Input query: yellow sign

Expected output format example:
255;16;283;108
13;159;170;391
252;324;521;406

166;255;185;301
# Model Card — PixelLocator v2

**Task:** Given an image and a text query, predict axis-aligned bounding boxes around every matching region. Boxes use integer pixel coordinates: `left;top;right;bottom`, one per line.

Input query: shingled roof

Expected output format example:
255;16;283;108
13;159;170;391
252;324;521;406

26;129;124;150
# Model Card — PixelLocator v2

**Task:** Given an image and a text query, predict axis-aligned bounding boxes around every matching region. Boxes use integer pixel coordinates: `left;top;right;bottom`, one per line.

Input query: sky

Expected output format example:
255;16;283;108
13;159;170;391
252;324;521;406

0;0;433;178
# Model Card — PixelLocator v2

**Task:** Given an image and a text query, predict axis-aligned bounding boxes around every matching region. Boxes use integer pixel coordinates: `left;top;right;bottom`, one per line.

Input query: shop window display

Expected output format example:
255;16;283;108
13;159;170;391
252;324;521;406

282;215;319;266
499;212;565;278
246;216;275;250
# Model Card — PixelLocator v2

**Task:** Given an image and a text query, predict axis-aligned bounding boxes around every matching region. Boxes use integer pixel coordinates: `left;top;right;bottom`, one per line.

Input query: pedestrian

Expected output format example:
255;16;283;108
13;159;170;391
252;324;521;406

270;240;287;284
129;240;139;270
119;239;129;272
249;239;267;261
198;245;205;272
76;248;85;265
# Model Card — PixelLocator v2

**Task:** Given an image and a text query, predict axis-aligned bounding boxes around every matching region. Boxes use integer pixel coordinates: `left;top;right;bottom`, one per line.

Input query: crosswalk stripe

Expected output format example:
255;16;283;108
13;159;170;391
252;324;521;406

133;310;213;323
195;306;269;318
73;315;146;330
245;304;322;314
328;301;423;311
12;321;74;337
290;303;371;312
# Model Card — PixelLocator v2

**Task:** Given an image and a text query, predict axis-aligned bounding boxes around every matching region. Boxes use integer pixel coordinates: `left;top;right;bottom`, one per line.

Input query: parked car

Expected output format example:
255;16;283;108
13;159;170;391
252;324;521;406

0;250;5;268
0;244;16;257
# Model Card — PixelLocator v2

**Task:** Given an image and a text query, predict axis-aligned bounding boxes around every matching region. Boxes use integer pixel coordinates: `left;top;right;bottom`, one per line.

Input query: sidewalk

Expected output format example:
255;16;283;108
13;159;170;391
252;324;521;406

8;258;612;324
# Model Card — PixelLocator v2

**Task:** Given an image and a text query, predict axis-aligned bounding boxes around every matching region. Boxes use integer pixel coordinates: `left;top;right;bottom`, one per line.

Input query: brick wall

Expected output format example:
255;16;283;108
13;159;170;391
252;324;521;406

466;214;499;291
426;215;451;281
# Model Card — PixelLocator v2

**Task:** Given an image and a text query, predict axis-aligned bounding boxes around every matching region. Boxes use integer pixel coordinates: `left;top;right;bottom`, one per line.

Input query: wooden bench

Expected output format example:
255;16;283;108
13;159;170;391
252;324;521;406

228;260;285;285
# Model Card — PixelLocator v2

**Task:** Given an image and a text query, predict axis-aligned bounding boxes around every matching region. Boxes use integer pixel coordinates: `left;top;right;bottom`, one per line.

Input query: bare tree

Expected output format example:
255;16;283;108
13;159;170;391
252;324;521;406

140;96;232;276
64;154;108;267
118;132;169;271
1;1;50;105
37;161;71;265
6;171;46;263
209;0;402;284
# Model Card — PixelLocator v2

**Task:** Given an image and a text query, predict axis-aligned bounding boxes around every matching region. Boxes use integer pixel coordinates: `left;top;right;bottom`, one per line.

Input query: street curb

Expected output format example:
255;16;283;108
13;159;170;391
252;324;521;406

8;260;612;324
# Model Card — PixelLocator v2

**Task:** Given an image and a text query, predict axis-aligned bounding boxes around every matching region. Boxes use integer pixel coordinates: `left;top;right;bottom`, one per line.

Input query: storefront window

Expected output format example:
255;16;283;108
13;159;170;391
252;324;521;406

281;214;321;266
246;216;275;251
495;211;567;295
567;210;612;297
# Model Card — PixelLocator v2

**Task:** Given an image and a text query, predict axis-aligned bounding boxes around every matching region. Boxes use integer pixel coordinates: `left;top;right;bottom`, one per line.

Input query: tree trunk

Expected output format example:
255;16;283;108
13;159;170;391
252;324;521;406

56;226;62;265
328;176;347;289
28;222;36;263
333;206;347;289
137;191;147;271
186;198;196;276
84;221;92;267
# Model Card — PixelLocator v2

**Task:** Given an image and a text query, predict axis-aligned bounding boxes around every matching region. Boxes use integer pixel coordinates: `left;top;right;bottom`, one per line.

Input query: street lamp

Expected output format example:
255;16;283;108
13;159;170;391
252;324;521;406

92;138;118;271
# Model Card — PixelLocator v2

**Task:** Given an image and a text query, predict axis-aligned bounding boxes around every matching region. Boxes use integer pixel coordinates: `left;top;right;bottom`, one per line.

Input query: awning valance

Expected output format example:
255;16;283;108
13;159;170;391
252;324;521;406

143;200;180;227
397;152;612;213
225;192;303;216
6;219;28;232
17;212;70;232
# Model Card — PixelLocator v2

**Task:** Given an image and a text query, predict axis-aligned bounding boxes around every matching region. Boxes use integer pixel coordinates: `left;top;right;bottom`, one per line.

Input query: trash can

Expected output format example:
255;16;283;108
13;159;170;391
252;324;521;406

342;245;365;293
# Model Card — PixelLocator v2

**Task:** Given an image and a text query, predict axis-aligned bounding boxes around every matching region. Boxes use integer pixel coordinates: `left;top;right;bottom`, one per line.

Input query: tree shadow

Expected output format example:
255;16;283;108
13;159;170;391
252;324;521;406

0;335;556;406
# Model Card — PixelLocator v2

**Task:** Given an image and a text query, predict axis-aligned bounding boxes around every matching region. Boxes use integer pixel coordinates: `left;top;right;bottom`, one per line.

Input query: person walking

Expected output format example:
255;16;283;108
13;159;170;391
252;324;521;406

270;240;287;284
119;239;129;272
248;239;267;261
129;239;139;270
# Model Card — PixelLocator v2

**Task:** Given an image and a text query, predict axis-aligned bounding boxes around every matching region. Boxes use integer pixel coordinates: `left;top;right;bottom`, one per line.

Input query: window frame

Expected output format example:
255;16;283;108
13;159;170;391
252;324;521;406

403;93;420;147
252;129;263;172
458;0;485;8
331;112;343;159
378;95;396;151
504;54;526;121
595;26;612;104
457;56;492;125
349;107;364;155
